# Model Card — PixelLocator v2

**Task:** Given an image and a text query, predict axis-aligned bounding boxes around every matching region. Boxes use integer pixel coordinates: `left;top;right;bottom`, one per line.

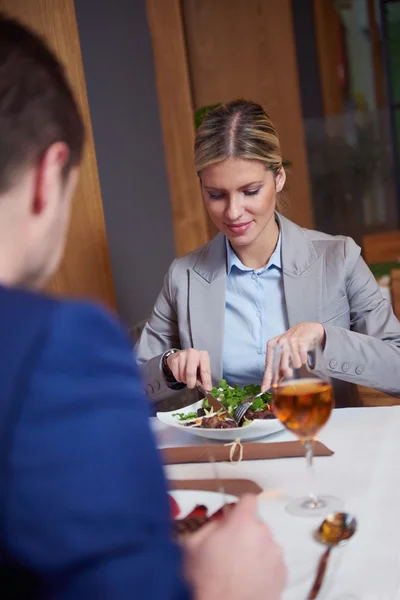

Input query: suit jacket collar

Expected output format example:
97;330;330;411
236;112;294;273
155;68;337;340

192;232;226;283
278;213;318;275
192;213;318;281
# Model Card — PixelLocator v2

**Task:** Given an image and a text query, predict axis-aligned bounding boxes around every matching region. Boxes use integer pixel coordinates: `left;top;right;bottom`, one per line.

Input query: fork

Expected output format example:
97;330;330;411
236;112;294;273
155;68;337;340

234;392;264;423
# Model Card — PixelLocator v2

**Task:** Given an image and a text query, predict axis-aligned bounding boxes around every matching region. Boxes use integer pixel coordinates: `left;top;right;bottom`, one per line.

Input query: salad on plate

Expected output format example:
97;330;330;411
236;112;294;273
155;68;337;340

173;379;275;429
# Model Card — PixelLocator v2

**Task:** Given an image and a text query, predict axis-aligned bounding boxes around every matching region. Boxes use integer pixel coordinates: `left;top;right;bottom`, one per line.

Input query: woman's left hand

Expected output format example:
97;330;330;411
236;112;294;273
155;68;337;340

261;322;326;392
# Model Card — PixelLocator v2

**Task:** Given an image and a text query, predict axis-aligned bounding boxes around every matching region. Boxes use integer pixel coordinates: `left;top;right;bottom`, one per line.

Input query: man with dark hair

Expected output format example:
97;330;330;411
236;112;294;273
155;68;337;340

0;14;286;600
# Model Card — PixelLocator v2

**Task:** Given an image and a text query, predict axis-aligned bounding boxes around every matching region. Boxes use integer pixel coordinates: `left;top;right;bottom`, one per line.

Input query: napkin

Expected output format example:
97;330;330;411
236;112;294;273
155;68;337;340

162;440;333;465
168;478;263;496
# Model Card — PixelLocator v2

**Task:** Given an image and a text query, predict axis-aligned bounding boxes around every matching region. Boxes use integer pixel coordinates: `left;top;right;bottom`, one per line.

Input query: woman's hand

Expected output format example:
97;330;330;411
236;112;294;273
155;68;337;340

261;322;326;392
166;348;212;391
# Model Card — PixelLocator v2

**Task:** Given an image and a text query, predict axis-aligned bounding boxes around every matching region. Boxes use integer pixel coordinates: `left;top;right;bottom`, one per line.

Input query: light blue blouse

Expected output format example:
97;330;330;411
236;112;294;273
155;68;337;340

222;233;289;387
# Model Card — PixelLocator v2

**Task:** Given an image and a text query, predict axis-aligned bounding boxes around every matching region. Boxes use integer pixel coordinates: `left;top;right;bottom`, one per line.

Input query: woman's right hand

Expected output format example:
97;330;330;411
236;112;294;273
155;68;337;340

166;348;212;391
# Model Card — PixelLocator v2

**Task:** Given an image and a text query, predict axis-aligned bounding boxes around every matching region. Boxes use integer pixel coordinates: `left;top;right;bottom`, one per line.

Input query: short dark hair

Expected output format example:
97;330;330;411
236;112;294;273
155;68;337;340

0;14;85;193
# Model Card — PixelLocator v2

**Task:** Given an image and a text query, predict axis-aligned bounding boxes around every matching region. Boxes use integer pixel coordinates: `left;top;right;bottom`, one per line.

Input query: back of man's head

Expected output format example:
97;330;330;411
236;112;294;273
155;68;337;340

0;14;84;194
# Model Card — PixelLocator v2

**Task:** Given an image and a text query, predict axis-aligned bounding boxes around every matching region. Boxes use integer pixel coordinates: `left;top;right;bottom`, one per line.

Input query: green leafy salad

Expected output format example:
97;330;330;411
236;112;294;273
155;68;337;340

208;379;271;413
173;379;272;422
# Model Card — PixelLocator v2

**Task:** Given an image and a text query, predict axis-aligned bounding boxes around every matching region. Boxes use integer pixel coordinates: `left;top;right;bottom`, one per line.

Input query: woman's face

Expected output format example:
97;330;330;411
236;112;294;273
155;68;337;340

200;157;285;248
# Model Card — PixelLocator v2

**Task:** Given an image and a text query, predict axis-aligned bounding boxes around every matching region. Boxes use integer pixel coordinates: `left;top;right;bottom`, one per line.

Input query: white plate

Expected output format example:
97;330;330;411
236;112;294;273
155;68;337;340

156;399;284;442
169;489;238;519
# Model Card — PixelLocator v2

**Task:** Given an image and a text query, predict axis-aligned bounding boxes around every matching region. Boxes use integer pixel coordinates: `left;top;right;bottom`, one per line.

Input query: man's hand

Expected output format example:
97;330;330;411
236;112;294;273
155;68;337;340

185;495;286;600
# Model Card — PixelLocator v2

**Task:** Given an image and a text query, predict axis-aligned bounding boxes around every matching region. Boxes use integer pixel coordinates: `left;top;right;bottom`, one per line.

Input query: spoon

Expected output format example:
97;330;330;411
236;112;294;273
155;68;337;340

307;512;357;600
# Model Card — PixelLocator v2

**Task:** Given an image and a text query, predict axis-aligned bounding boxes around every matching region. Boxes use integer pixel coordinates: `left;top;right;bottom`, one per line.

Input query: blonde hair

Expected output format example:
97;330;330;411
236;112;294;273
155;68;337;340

194;99;283;178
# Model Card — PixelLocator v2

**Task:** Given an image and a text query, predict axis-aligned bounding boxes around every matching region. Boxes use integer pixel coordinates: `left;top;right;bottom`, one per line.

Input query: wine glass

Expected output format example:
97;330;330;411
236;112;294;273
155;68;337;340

271;342;342;517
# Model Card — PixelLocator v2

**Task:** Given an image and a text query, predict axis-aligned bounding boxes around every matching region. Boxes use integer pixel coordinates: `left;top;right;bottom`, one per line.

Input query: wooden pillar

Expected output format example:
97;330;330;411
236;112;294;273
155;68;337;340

0;0;116;308
146;0;210;256
313;0;345;116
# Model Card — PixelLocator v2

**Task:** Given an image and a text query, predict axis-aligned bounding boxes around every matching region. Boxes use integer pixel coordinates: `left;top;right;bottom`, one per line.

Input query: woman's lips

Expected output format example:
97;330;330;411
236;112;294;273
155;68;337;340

226;221;253;235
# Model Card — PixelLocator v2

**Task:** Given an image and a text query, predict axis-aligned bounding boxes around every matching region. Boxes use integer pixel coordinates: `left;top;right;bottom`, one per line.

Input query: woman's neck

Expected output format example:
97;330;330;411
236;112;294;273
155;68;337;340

231;220;279;270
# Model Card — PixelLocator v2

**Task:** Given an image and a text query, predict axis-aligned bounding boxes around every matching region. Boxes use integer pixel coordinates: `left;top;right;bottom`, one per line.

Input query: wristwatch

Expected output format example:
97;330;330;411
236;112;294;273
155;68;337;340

162;349;185;389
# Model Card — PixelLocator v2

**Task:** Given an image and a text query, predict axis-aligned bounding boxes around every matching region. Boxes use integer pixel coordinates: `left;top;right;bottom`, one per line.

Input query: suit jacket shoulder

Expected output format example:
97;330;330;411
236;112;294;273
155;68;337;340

0;286;189;600
277;214;362;278
302;225;361;275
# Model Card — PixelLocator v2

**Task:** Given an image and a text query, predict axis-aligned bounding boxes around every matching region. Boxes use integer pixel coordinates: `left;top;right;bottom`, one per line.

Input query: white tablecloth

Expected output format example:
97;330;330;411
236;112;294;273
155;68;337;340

152;407;400;600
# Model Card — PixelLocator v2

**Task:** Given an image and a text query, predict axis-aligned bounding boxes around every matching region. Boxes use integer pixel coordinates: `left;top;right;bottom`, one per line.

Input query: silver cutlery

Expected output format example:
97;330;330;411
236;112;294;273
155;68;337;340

196;381;239;424
234;393;264;423
307;512;357;599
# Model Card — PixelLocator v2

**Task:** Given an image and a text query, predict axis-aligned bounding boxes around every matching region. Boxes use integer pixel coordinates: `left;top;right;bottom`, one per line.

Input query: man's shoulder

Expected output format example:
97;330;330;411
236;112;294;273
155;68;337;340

0;286;132;381
0;286;58;365
0;284;57;321
0;285;125;342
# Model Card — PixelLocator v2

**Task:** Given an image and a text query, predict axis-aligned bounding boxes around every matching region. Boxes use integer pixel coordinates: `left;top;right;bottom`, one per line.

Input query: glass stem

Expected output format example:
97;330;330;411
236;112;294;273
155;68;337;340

304;439;318;508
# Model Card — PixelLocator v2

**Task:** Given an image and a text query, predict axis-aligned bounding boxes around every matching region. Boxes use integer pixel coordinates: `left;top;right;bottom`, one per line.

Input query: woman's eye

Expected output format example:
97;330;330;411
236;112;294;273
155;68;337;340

208;192;225;200
244;189;260;196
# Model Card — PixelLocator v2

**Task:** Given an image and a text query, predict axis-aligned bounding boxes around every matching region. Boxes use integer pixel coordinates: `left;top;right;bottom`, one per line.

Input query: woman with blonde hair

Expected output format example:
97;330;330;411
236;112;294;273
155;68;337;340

136;99;400;408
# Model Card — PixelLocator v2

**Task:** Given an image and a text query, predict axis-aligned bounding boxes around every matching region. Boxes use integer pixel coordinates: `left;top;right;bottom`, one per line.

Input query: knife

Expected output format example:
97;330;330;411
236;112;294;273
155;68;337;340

195;381;238;424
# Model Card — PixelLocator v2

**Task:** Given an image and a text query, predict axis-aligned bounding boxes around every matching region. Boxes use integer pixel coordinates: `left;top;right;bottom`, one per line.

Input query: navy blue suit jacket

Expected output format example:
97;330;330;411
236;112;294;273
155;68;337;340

0;286;190;599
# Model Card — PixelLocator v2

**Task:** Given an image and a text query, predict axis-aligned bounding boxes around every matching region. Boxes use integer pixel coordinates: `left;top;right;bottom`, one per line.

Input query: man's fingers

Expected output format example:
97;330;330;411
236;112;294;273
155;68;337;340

184;518;220;550
227;494;259;523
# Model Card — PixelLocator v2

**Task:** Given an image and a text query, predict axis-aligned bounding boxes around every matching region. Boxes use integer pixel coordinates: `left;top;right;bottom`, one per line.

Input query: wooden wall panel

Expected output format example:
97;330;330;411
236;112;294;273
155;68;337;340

146;0;210;256
0;0;116;308
312;0;344;116
182;0;314;230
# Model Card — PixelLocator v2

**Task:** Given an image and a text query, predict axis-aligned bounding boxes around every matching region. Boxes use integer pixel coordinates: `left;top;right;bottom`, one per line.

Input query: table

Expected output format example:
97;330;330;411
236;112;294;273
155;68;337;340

152;407;400;600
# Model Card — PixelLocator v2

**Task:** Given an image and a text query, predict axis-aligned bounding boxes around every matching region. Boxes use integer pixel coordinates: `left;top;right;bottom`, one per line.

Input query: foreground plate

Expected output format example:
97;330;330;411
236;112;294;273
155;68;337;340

169;489;238;519
157;399;284;442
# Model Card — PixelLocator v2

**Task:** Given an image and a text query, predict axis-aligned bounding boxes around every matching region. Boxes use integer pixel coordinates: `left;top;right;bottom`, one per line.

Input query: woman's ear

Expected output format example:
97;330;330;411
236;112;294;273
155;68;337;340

275;167;286;193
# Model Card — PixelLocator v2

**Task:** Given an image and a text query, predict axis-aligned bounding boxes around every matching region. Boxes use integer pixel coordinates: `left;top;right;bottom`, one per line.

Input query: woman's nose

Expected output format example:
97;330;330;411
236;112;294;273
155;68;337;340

225;196;244;221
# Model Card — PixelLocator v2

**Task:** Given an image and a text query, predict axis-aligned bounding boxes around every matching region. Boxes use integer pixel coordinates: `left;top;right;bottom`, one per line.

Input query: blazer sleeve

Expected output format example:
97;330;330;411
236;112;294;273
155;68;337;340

319;237;400;397
3;302;190;600
136;260;186;403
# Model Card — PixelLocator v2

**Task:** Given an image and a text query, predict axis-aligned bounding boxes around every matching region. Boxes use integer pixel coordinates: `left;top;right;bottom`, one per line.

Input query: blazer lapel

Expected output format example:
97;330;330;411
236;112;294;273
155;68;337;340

278;214;323;327
189;234;226;383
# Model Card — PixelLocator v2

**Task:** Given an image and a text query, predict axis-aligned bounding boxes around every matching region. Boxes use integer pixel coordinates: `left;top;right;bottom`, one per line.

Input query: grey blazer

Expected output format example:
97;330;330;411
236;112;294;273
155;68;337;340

136;214;400;408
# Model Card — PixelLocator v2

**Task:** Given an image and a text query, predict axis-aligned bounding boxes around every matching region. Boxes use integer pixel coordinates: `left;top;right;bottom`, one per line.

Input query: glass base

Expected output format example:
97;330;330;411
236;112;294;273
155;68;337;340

285;494;343;518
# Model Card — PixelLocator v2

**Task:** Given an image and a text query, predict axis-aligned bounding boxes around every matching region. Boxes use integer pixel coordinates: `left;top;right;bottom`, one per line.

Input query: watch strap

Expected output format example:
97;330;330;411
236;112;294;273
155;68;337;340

162;349;185;390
